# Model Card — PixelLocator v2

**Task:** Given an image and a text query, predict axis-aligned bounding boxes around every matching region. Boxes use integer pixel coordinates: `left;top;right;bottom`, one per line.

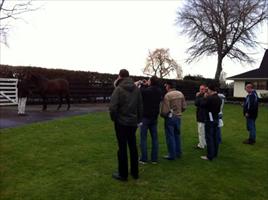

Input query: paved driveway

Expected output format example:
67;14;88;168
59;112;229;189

0;103;109;129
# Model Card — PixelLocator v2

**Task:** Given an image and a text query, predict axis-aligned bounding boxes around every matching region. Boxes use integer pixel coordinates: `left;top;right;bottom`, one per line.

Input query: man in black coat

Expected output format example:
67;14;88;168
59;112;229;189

243;83;259;144
200;83;221;161
136;76;162;164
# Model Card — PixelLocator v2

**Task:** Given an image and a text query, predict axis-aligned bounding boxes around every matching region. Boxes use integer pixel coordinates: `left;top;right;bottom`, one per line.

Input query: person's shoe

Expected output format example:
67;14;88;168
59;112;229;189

139;160;147;165
131;174;139;180
18;113;27;116
248;139;256;145
112;172;127;181
163;155;175;160
195;145;204;150
250;139;256;144
151;161;158;165
200;156;209;160
243;139;252;144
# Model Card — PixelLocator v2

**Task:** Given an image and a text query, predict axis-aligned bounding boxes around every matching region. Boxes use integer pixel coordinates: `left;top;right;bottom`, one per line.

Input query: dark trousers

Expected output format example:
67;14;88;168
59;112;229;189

205;121;219;160
114;123;138;178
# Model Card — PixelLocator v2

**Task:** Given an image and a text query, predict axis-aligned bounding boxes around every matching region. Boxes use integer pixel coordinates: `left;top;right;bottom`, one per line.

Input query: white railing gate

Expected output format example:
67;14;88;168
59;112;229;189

0;78;18;106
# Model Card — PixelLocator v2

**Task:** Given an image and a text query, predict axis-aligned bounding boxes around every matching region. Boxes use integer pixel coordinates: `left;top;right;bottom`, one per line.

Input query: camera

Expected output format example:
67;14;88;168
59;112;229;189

135;79;148;88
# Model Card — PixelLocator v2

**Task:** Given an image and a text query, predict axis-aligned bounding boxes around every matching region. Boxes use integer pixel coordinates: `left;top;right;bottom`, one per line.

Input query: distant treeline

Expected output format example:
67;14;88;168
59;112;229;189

0;65;222;103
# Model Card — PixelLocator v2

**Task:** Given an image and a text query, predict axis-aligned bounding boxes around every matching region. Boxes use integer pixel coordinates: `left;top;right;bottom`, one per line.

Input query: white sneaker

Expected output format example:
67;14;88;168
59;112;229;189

200;156;208;160
139;160;147;165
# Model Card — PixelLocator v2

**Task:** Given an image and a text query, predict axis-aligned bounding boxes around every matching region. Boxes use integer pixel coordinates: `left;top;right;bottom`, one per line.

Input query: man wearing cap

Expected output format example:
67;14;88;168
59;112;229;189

109;69;143;181
160;81;186;160
200;83;221;161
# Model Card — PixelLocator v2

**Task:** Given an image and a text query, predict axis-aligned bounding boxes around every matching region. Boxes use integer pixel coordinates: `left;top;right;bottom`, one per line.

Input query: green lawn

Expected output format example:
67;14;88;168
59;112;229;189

0;104;268;200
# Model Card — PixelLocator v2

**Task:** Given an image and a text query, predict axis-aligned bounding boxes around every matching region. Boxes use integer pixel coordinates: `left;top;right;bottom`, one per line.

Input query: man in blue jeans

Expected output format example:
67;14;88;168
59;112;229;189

136;76;162;164
160;81;186;160
243;83;258;145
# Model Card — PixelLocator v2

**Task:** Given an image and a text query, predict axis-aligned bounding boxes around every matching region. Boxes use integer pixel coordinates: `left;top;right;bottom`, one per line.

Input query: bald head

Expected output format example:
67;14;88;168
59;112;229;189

245;83;254;94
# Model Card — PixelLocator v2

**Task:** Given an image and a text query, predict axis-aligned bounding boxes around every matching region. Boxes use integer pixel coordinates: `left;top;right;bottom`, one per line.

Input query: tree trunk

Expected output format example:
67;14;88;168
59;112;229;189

214;55;223;81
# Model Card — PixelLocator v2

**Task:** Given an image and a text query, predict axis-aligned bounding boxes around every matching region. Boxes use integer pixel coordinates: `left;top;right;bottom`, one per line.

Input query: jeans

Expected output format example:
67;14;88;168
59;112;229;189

140;118;158;162
114;122;138;178
205;121;219;160
246;118;256;141
164;116;182;159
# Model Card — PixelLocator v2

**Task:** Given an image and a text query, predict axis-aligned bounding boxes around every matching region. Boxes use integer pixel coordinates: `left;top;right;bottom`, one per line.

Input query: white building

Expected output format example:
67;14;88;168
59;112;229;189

227;50;268;98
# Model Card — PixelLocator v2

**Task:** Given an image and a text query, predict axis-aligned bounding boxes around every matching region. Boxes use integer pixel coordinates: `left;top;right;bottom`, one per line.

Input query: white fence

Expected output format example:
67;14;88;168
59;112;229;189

0;78;18;106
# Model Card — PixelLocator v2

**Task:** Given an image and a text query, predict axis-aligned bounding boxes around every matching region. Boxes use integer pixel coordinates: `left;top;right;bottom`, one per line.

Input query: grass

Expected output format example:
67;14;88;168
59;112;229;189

0;104;268;200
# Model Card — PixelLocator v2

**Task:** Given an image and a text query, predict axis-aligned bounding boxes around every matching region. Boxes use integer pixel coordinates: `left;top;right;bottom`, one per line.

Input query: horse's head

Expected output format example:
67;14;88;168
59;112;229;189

25;72;45;83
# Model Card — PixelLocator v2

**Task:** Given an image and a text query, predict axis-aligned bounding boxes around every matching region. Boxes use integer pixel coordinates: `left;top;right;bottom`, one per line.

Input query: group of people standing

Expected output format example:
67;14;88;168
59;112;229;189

109;69;259;181
109;69;186;181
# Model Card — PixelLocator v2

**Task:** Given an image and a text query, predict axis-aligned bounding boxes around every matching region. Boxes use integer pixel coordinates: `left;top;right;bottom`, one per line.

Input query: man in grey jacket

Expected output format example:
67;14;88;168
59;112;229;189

109;69;143;181
160;81;186;160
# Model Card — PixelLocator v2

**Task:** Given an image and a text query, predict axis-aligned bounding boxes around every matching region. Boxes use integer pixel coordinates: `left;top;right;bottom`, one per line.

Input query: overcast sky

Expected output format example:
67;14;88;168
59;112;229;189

1;0;267;79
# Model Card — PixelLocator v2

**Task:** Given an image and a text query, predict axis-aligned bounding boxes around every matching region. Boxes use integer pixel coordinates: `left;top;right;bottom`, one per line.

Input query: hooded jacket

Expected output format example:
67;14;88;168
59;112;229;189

109;77;143;126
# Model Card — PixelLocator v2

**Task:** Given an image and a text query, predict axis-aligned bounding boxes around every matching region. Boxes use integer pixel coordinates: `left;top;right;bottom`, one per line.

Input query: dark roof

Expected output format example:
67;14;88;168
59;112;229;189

227;49;268;80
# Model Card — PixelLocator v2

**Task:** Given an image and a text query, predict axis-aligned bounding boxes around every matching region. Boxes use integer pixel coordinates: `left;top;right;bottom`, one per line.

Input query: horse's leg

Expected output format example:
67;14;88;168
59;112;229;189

57;95;62;110
66;94;70;110
42;96;47;111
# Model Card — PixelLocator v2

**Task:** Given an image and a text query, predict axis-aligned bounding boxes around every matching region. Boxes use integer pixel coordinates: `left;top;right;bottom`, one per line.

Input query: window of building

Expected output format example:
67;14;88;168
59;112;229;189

245;81;268;90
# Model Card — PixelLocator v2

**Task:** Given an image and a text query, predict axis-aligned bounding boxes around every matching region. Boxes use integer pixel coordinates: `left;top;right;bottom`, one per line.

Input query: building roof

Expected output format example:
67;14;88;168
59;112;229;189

227;49;268;80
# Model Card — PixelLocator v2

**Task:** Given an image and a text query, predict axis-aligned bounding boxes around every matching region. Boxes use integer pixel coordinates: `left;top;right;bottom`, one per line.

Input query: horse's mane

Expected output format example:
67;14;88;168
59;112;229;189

30;73;48;81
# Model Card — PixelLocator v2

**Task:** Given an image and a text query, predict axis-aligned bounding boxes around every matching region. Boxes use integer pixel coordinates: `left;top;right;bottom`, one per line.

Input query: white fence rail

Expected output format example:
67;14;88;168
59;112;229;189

0;78;18;106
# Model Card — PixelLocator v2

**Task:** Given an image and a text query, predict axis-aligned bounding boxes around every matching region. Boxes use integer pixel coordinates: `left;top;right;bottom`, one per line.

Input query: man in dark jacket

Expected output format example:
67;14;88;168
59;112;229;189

17;77;30;116
136;76;162;164
243;83;259;144
109;69;143;181
200;83;221;161
194;84;207;149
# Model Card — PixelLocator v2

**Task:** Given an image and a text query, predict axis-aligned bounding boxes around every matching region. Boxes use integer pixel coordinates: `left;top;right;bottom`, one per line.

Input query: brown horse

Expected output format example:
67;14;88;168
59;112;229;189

27;73;70;111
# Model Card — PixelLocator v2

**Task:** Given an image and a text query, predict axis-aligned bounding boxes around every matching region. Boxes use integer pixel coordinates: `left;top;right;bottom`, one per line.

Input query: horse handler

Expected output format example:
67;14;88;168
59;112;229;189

17;77;30;116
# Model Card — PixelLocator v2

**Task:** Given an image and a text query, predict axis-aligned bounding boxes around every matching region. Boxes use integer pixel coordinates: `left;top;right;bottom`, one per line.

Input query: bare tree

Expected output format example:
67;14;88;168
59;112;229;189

176;0;268;81
143;48;183;79
0;0;36;45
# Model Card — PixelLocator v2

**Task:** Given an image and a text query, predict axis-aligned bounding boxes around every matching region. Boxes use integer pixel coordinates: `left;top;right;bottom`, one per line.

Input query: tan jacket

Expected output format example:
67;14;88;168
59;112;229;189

160;89;186;117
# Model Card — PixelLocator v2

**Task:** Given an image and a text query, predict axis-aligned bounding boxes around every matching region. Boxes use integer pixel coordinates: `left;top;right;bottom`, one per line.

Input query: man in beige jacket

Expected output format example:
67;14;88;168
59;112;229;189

161;81;186;160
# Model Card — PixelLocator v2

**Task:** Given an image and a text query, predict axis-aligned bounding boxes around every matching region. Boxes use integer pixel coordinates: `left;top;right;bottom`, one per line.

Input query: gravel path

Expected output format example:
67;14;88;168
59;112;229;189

0;103;109;129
